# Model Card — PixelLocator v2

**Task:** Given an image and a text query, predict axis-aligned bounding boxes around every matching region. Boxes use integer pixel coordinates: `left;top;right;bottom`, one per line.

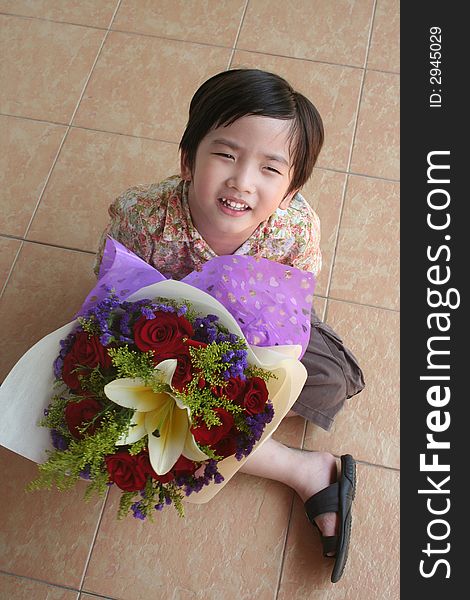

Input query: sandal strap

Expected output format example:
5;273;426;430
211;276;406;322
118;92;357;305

321;535;339;557
304;482;340;521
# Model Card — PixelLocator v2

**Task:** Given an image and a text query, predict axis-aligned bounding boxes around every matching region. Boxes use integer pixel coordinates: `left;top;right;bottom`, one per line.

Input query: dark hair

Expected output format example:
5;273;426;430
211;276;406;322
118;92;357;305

179;69;324;196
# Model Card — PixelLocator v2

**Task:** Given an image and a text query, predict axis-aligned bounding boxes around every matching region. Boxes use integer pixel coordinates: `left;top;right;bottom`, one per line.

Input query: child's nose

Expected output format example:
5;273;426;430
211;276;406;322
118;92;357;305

227;163;256;194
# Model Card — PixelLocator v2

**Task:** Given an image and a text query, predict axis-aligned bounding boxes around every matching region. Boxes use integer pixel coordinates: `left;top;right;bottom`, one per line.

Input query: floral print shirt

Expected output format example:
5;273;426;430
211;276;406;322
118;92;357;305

94;176;322;281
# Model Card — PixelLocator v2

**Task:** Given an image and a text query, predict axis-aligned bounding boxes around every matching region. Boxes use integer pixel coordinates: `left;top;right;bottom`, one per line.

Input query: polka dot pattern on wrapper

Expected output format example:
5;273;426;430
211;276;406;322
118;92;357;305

183;255;315;356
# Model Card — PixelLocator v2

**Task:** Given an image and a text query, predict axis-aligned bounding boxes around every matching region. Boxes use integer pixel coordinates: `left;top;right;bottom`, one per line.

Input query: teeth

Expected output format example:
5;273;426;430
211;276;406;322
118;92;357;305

220;197;249;211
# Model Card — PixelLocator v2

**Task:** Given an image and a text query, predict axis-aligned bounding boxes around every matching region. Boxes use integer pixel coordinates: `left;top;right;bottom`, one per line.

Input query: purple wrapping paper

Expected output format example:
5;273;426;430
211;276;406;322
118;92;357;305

80;238;315;357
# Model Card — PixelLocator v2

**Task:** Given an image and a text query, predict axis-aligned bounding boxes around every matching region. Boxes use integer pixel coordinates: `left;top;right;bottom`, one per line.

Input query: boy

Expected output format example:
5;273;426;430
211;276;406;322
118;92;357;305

95;69;364;582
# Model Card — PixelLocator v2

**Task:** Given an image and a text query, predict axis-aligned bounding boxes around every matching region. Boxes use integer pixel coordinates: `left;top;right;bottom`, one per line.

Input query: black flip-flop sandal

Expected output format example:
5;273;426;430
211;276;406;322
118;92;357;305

304;454;357;583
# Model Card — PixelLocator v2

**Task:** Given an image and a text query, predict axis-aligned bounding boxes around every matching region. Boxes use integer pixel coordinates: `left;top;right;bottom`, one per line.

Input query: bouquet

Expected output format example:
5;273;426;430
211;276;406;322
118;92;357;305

0;238;315;521
30;290;276;519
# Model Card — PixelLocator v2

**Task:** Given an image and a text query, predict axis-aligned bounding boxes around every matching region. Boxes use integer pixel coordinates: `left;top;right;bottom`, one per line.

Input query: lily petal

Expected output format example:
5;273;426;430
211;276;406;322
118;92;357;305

104;378;170;412
153;359;178;384
116;411;146;445
146;403;189;475
183;428;210;462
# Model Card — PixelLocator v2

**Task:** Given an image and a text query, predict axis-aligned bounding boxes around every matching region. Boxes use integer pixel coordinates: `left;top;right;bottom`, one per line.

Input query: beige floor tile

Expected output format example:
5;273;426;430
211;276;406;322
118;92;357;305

237;0;374;67
0;237;21;290
304;300;399;469
273;414;306;449
313;296;327;322
26;128;180;252
277;463;399;599
367;0;400;73
113;0;245;47
0;116;67;237
73;33;231;141
350;71;400;180
0;15;105;123
83;475;292;600
232;51;363;172
0;447;104;588
0;0;117;28
0;242;96;381
330;175;399;309
301;169;346;296
0;573;79;599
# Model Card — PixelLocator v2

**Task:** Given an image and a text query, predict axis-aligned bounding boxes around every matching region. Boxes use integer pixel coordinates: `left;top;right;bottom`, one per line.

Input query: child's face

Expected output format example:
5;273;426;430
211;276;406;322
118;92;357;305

181;115;298;242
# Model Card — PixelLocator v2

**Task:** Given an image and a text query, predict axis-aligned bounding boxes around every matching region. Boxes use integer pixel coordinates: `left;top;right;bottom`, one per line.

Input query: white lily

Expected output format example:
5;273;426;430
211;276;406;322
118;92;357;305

103;359;209;475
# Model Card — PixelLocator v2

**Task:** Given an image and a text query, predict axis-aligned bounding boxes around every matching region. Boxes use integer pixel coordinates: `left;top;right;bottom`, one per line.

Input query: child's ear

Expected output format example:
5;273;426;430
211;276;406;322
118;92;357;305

180;152;192;181
279;189;299;210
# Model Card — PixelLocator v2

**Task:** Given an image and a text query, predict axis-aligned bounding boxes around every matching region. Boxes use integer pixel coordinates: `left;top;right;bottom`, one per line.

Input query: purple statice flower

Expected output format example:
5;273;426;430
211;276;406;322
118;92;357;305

154;503;164;511
141;306;156;320
236;403;275;460
79;465;92;480
131;501;146;520
119;311;131;336
221;347;248;381
53;355;64;379
51;429;69;451
180;460;224;497
177;305;188;317
54;330;78;379
82;290;122;346
99;332;113;346
193;315;219;343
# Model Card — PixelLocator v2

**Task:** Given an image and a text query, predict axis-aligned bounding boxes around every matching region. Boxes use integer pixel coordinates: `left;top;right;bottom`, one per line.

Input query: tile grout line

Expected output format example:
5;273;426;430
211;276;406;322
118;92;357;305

324;0;379;301
0;240;24;299
0;570;81;594
227;0;250;69
0;1;122;302
0;11;400;77
22;0;122;242
274;420;308;600
78;488;111;593
274;489;296;600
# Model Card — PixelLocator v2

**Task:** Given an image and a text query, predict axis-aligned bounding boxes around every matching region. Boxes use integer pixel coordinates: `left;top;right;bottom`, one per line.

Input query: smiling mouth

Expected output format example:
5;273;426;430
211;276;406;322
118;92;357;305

218;197;251;212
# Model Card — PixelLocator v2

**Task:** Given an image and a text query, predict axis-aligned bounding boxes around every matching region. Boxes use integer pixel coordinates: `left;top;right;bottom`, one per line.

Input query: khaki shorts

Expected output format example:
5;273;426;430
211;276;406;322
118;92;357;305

293;306;365;430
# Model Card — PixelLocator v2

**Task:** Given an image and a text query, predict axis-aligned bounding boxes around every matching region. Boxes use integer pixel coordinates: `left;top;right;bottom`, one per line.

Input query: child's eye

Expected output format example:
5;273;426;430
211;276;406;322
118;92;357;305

213;152;235;160
265;166;282;175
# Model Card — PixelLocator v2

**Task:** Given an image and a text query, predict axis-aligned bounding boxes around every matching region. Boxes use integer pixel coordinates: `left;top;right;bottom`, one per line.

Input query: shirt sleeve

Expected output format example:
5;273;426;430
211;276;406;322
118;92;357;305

290;203;322;277
93;186;153;277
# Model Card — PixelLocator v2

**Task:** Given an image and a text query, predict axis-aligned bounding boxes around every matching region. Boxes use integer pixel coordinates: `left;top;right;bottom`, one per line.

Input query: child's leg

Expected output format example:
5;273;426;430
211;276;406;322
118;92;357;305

292;305;365;429
239;438;338;541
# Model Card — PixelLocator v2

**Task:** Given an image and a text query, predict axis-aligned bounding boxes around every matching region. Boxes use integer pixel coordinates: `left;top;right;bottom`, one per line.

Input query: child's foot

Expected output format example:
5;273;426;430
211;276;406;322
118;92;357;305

292;450;338;551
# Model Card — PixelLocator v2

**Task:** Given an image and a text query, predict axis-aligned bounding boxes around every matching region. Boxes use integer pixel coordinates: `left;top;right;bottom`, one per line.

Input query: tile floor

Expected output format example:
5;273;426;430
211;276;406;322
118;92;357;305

0;1;399;598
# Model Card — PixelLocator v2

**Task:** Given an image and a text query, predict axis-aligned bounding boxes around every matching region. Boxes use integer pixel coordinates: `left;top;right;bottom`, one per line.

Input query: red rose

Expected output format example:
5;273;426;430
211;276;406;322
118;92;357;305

223;377;246;404
190;408;234;447
169;351;194;391
62;331;111;389
213;428;239;458
243;377;269;415
64;398;103;439
105;451;148;492
133;311;193;355
135;451;174;483
172;455;198;476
